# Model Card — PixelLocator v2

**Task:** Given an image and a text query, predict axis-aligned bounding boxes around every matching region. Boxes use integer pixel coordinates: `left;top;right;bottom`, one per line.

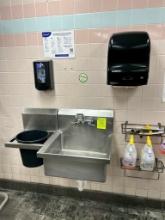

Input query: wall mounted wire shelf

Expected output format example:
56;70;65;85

120;158;164;180
121;121;165;144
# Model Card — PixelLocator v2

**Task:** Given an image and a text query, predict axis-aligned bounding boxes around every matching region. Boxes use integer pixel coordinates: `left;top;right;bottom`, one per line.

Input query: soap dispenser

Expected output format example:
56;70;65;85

107;31;151;86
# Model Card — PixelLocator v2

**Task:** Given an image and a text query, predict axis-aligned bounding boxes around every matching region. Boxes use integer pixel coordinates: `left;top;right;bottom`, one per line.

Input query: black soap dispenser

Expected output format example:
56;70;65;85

107;32;150;86
33;60;54;90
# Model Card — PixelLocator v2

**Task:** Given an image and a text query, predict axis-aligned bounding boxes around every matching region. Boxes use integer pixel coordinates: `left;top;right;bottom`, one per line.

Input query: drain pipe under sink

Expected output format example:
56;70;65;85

76;180;87;191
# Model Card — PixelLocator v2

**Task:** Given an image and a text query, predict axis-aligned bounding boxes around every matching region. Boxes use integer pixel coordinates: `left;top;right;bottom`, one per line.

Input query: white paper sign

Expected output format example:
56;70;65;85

42;30;75;59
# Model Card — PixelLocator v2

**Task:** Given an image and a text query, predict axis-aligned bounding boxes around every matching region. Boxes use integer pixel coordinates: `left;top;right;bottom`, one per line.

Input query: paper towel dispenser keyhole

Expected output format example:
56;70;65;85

107;32;151;86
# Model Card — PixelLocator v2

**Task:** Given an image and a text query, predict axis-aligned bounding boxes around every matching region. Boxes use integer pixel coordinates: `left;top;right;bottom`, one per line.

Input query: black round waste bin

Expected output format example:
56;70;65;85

16;130;48;167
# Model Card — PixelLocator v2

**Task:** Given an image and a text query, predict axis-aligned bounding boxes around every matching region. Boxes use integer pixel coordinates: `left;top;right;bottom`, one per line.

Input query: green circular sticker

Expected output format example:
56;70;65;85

79;73;88;83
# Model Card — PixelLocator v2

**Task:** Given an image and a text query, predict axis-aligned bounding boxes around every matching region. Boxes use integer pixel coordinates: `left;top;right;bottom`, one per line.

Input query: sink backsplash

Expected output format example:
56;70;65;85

0;0;165;200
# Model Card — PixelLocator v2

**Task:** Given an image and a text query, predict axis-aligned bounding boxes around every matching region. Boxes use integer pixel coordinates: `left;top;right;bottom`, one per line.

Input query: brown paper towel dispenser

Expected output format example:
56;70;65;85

107;32;150;86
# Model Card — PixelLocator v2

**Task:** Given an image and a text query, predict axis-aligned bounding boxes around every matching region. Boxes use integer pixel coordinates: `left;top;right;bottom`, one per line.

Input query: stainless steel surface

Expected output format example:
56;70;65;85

58;108;114;117
5;137;43;150
38;131;112;161
43;156;107;182
23;108;58;131
38;108;114;182
5;108;58;150
5;132;54;150
5;108;114;182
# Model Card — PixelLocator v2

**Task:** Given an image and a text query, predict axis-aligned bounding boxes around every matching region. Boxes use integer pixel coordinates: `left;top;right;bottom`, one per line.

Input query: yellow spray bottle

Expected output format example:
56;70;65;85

122;134;137;169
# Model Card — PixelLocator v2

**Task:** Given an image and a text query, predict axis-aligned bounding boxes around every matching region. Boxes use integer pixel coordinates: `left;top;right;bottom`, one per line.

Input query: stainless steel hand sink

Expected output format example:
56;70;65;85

38;129;112;160
38;109;114;182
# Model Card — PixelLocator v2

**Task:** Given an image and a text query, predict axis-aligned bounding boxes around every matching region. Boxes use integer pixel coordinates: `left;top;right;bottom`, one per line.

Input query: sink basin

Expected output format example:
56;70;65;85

39;128;112;160
38;109;114;182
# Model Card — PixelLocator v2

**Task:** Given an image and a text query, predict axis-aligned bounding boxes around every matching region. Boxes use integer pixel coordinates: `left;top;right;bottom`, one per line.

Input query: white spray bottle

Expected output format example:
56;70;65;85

140;136;155;171
122;134;137;169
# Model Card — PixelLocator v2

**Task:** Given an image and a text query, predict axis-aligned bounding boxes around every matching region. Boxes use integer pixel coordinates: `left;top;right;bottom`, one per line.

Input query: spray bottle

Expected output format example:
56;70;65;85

140;136;155;171
122;134;137;169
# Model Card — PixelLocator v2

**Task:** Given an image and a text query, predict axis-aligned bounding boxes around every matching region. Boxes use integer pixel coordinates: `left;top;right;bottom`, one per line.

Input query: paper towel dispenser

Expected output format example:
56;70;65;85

107;32;150;86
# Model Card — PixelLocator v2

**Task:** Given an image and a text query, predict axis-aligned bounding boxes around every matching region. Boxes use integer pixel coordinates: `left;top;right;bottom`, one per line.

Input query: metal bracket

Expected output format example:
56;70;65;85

120;158;165;180
121;121;165;144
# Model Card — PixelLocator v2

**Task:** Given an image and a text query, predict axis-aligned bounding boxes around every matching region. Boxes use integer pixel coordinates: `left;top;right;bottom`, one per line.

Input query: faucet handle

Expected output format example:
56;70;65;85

76;113;84;122
72;114;95;126
85;117;95;126
72;113;84;125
